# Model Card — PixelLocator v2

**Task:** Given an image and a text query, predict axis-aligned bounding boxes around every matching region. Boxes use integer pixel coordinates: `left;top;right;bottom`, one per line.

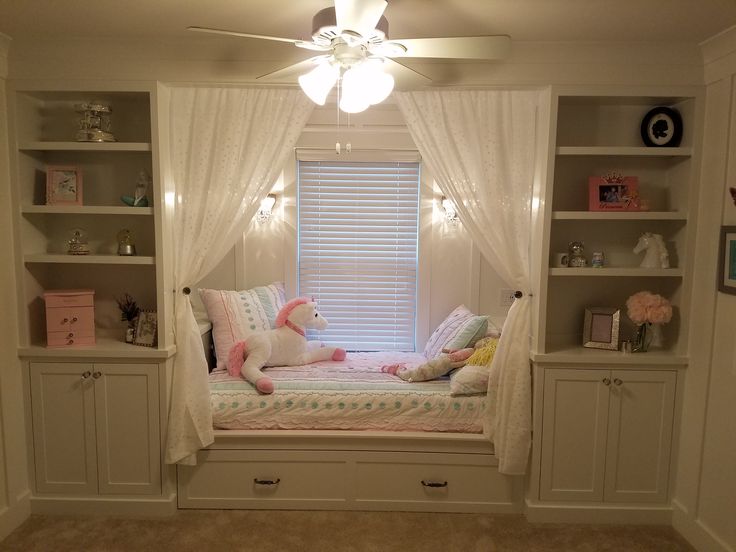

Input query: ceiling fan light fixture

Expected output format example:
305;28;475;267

338;60;394;113
362;59;394;105
298;61;340;106
339;65;371;113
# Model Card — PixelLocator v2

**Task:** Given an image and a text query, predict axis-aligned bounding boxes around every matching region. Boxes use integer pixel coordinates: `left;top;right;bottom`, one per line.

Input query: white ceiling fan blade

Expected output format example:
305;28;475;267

334;0;387;37
188;26;304;45
382;58;432;90
257;56;330;81
389;35;512;60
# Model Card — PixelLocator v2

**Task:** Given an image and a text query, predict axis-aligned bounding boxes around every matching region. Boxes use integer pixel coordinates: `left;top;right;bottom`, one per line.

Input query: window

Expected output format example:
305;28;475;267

298;158;420;351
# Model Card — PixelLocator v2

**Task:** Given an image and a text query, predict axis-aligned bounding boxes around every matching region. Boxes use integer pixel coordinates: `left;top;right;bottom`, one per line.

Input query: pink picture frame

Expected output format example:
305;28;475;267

588;175;639;211
46;166;83;206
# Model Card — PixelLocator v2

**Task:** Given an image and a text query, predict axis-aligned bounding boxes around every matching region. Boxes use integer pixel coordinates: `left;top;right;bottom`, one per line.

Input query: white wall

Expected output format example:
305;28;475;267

0;33;31;540
672;28;736;552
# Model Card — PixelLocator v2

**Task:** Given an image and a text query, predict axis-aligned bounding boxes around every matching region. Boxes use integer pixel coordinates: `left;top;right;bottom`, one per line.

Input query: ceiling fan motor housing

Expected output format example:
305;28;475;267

311;7;389;45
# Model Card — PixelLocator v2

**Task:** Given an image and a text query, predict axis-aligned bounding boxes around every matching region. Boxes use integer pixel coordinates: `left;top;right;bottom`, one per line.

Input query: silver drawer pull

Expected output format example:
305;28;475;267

81;371;91;379
93;371;102;379
602;378;611;386
253;478;280;486
421;480;448;488
613;378;623;386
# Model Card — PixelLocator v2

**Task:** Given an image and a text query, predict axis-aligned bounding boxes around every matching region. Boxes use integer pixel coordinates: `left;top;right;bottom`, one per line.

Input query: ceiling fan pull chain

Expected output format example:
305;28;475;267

336;75;342;155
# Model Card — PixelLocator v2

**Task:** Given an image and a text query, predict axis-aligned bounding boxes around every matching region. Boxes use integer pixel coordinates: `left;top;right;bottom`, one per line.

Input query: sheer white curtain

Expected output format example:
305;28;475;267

395;90;539;474
165;87;314;465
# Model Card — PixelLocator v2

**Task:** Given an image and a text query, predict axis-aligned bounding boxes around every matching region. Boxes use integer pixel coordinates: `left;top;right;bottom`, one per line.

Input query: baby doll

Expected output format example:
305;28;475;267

382;337;497;383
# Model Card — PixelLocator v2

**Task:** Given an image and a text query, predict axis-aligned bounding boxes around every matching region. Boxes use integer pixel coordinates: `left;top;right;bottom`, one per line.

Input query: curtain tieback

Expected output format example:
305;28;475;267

514;290;533;298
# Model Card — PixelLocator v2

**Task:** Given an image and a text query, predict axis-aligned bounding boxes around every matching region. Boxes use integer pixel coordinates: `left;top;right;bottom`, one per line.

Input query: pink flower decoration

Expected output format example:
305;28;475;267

626;291;672;325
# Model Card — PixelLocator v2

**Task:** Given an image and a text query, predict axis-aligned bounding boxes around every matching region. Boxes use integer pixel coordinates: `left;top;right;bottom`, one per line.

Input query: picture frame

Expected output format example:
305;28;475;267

717;226;736;295
583;307;620;350
640;106;683;148
588;175;639;212
133;311;157;347
46;166;83;206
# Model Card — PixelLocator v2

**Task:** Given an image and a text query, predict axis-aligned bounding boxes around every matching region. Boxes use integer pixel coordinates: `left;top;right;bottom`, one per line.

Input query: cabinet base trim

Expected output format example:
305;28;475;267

524;499;673;524
672;499;734;552
30;493;177;517
0;490;31;541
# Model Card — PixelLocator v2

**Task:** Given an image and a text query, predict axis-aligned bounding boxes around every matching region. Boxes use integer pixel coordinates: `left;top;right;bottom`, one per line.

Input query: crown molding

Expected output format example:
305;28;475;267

701;25;736;84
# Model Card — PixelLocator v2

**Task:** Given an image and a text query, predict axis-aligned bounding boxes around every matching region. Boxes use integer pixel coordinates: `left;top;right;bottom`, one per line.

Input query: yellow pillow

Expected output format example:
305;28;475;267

465;338;498;367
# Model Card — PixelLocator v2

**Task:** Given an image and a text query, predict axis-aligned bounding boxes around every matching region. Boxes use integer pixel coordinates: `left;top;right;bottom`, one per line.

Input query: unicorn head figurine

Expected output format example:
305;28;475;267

228;297;347;394
633;233;670;269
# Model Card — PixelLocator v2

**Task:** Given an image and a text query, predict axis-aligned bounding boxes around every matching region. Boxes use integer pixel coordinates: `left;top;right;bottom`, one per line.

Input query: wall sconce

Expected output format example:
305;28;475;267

256;194;277;223
441;196;459;224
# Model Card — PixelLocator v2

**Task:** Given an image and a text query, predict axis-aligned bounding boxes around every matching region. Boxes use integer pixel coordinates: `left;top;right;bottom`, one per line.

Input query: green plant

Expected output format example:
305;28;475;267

115;293;140;324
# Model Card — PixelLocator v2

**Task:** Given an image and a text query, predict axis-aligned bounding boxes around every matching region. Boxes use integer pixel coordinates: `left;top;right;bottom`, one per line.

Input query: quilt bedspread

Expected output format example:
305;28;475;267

209;351;486;433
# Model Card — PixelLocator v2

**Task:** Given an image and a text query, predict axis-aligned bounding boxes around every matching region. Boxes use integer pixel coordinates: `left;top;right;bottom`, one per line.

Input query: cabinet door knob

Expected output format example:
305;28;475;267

67;339;74;345
92;371;102;379
81;371;91;379
602;377;611;386
61;318;69;324
613;378;623;386
71;317;78;323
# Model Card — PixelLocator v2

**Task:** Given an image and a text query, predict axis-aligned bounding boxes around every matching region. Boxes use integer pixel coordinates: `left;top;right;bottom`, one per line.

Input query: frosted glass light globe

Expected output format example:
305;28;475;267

298;62;340;106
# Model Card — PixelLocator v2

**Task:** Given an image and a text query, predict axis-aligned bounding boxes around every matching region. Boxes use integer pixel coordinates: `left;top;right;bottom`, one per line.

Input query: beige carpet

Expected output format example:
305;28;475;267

0;510;694;552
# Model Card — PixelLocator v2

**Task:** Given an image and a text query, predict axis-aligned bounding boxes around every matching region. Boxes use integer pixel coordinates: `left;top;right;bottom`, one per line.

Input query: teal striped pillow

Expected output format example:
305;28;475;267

443;315;489;352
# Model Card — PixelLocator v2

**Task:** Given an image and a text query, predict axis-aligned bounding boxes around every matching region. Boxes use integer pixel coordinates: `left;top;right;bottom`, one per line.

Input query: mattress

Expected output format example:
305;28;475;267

209;351;486;433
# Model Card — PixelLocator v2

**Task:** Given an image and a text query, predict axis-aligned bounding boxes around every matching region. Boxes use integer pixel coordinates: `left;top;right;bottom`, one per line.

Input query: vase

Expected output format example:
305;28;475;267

124;324;136;344
633;323;663;352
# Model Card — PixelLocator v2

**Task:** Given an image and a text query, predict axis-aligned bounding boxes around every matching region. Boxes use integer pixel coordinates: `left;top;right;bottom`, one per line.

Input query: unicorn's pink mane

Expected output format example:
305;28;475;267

275;297;311;328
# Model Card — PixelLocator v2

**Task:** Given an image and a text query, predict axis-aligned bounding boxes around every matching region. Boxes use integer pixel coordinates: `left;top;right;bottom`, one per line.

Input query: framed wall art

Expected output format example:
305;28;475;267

583;307;620;350
46;166;83;206
133;310;157;347
640;106;683;147
717;226;736;295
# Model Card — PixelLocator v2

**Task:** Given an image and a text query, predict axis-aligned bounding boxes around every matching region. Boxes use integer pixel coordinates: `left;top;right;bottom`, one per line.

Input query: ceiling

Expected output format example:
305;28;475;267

2;0;735;48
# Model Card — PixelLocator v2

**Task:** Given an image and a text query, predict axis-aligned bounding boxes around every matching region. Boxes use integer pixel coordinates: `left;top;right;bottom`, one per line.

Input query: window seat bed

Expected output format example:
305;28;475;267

209;351;486;433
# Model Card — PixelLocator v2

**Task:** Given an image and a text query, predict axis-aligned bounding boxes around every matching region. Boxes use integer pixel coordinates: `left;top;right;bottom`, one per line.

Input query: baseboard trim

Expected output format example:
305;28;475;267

524;498;673;525
30;493;177;517
0;490;31;541
672;500;734;552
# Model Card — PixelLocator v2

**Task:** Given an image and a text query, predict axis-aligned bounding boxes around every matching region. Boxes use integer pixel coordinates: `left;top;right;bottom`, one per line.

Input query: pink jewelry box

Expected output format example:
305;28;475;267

43;289;95;347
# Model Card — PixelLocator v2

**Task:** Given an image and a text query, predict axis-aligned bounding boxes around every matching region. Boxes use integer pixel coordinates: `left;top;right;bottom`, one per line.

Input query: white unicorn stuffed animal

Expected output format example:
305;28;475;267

228;297;347;394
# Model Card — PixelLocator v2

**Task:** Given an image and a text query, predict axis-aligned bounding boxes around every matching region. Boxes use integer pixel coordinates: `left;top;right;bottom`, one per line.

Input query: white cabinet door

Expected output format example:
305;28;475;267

30;362;98;494
93;363;161;495
604;370;676;503
540;368;610;501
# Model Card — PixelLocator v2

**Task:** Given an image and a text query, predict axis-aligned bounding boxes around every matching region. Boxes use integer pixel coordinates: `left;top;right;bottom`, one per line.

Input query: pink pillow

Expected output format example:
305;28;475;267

199;282;286;371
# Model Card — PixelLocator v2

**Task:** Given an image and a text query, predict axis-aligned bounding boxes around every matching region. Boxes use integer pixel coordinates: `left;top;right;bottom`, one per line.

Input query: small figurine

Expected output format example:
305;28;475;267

633;233;669;268
568;241;587;267
121;171;150;207
67;228;90;255
117;229;137;256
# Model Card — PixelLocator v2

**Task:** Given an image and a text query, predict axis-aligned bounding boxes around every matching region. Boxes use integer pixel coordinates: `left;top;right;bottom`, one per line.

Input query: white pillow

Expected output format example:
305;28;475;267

450;364;490;396
423;305;488;359
199;282;286;371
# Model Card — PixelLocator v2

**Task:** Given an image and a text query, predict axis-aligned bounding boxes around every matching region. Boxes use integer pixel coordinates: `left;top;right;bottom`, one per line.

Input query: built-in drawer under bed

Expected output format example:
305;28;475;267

209;352;486;433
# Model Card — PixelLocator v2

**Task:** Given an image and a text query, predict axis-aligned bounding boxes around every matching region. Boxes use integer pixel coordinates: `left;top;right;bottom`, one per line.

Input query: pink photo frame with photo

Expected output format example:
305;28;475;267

46;166;83;206
588;175;639;212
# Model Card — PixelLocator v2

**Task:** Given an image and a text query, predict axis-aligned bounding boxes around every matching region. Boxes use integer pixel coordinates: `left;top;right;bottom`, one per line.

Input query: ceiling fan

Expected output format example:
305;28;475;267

189;0;511;113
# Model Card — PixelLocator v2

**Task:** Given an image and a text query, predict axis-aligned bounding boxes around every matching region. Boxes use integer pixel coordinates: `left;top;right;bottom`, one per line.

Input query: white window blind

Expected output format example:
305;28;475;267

298;159;420;351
